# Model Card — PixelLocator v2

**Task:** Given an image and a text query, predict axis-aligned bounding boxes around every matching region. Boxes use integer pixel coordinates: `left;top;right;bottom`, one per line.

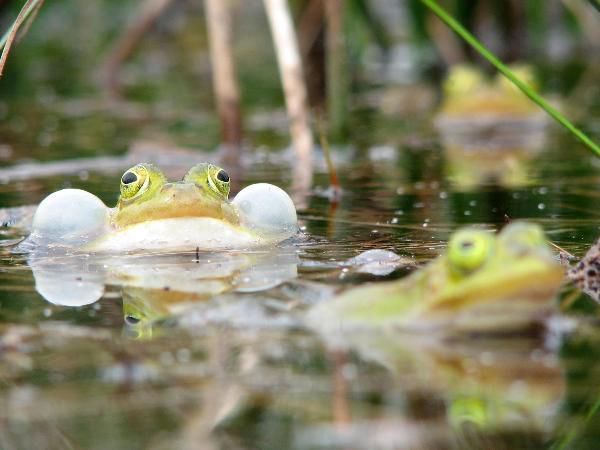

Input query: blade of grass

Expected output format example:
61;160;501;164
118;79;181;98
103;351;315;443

421;0;600;157
0;0;45;77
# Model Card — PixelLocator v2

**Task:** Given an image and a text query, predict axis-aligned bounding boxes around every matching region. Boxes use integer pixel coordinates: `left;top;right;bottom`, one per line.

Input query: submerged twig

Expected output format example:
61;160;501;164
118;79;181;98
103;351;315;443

420;0;600;157
316;110;342;202
0;0;45;77
548;241;576;261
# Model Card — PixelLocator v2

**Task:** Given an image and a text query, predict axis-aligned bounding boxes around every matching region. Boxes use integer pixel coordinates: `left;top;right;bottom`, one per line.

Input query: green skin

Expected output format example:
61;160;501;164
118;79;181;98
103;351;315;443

122;287;212;339
112;163;237;228
441;63;539;116
313;222;564;334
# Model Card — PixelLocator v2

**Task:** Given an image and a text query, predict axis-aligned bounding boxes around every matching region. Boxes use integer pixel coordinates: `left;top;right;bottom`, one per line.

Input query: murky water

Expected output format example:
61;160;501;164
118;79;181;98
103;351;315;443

0;85;599;449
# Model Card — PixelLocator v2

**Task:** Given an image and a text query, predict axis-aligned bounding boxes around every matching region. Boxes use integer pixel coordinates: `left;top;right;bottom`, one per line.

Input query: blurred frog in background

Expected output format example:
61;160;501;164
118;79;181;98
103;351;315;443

435;64;549;190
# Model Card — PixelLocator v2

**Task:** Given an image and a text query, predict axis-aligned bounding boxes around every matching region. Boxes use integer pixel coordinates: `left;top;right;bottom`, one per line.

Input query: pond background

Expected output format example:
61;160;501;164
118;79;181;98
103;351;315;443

0;1;599;449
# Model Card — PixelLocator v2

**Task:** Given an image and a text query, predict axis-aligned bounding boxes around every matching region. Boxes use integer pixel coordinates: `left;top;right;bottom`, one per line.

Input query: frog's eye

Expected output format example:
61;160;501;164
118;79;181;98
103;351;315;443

449;397;488;428
216;169;229;182
207;165;230;199
122;172;138;184
120;165;149;200
443;65;483;97
448;229;494;274
124;315;141;326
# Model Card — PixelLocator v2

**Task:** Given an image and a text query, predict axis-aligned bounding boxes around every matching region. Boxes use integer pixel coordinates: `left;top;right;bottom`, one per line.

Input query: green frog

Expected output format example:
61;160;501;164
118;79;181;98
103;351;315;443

438;63;541;118
25;162;298;252
309;222;564;335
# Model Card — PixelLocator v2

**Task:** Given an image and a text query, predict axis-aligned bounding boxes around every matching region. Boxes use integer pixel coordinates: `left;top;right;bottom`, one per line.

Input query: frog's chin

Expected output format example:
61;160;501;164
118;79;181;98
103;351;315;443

232;183;298;241
30;188;110;245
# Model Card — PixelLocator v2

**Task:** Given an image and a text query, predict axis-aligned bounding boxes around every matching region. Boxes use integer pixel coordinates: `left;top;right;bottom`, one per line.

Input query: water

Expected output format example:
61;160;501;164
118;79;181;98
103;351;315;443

0;114;598;449
0;29;599;446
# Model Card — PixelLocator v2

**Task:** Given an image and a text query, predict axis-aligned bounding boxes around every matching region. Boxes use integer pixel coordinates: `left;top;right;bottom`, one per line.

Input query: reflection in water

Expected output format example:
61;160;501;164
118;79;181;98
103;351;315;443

0;70;597;447
436;107;547;190
185;325;566;450
27;248;299;336
444;146;542;190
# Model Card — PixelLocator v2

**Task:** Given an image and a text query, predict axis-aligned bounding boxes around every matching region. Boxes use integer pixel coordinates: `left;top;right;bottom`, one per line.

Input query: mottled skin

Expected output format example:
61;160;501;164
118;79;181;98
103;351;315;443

311;222;564;334
439;64;540;117
112;163;238;228
568;238;600;303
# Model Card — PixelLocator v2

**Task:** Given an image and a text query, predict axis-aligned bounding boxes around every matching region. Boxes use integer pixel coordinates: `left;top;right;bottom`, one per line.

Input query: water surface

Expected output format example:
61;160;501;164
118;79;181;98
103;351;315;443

0;92;599;450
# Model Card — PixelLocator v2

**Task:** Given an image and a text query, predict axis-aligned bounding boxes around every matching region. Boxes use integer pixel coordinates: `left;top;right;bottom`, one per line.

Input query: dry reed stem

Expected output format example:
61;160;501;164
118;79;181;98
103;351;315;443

205;0;243;168
263;0;314;193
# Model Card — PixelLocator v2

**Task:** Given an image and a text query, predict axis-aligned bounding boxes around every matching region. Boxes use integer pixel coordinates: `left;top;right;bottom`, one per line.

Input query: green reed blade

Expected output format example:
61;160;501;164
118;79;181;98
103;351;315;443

420;0;600;157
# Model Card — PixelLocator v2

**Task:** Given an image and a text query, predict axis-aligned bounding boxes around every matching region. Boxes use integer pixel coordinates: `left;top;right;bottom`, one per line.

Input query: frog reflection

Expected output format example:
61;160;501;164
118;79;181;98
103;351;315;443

444;146;540;189
28;249;299;337
302;330;565;446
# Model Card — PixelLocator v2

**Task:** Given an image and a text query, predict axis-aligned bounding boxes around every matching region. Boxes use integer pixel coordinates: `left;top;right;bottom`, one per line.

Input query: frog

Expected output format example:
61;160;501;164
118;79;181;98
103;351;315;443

23;162;298;252
435;65;549;189
308;221;565;336
437;63;541;118
568;237;600;303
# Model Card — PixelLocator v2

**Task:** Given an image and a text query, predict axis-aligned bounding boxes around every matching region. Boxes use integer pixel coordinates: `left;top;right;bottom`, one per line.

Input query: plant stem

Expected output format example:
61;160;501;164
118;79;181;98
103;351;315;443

0;0;45;77
325;0;348;141
263;0;314;192
205;0;243;168
421;0;600;157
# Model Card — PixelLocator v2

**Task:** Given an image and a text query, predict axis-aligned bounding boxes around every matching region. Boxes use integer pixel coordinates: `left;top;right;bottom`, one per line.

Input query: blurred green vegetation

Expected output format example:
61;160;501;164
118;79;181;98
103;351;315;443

0;0;597;153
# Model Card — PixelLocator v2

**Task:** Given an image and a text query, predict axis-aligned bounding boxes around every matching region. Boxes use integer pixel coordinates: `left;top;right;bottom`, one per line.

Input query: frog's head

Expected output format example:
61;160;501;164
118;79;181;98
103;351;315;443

443;64;486;98
432;221;562;312
310;221;563;334
113;163;234;228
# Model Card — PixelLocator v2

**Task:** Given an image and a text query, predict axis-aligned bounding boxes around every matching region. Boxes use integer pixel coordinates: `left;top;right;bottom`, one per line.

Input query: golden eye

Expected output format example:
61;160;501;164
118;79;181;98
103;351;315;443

448;229;494;275
120;165;148;200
